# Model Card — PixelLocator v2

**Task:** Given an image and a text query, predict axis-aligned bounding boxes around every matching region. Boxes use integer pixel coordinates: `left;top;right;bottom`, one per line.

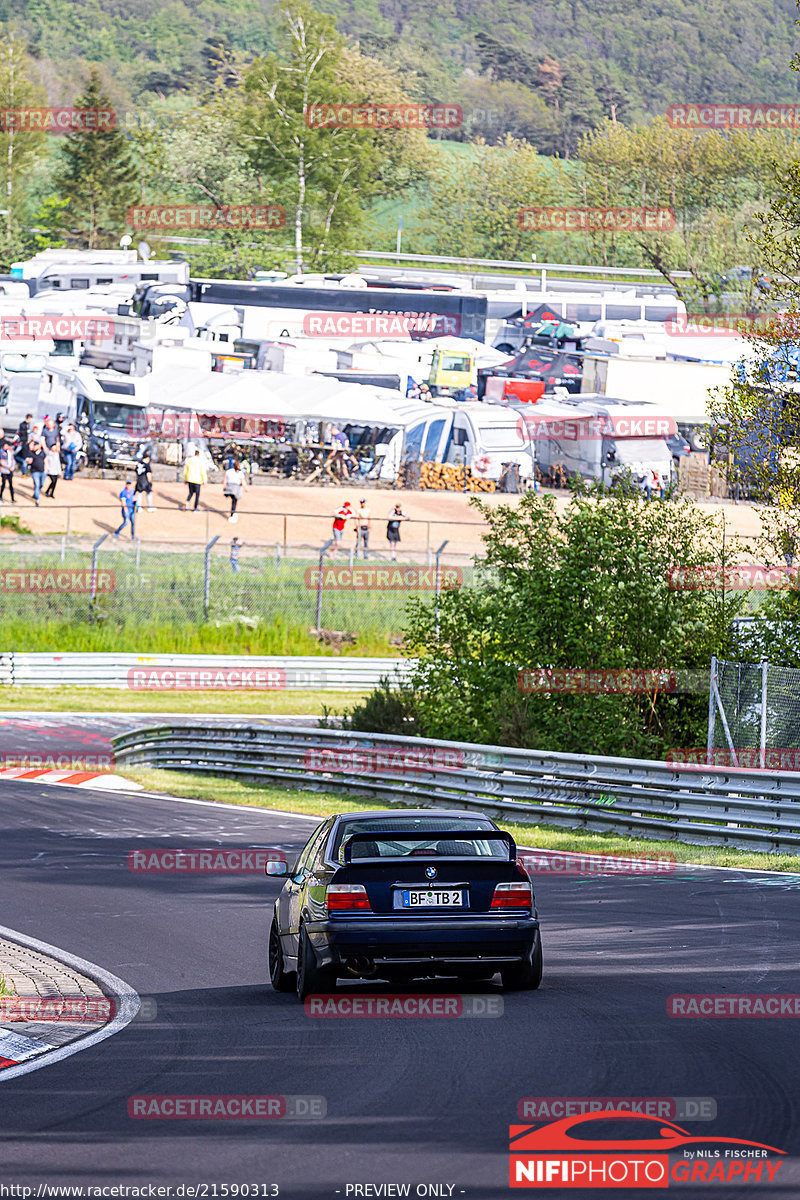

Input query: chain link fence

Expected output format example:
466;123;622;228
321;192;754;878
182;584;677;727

0;537;478;641
709;657;800;768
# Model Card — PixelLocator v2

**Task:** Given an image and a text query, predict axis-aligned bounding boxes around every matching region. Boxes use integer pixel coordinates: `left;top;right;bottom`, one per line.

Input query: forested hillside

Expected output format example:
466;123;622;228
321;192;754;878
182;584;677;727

0;0;798;153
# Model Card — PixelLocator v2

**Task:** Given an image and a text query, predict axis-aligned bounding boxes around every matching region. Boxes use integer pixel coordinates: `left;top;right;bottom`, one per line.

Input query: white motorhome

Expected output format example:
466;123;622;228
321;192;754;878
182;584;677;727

523;394;676;493
37;364;150;466
11;250;189;297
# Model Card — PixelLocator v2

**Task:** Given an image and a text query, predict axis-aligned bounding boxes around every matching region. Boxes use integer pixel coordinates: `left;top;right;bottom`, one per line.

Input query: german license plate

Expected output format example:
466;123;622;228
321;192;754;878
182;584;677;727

401;889;464;908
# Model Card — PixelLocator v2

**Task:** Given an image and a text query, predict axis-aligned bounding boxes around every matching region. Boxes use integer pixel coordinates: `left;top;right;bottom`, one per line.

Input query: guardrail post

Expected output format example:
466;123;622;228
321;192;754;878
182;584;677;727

434;539;449;638
90;533;109;621
204;535;220;620
317;538;334;628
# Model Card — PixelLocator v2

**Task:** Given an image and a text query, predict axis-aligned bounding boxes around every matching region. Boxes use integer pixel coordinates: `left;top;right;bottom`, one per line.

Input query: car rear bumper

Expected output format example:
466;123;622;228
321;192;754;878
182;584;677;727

305;916;540;971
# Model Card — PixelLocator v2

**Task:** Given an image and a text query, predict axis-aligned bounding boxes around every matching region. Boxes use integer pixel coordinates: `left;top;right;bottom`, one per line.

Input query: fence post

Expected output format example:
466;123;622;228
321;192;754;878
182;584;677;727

760;660;769;771
434;539;449;638
706;655;717;765
316;538;334;629
204;535;220;620
90;533;109;622
283;514;288;556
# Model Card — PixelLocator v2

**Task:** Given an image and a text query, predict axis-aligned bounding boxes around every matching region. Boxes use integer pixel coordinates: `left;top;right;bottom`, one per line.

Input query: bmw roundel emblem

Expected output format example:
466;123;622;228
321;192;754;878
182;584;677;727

425;866;437;879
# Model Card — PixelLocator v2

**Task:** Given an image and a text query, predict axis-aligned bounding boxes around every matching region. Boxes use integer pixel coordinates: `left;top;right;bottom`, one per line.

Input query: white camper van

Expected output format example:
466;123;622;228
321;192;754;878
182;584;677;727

523;394;676;493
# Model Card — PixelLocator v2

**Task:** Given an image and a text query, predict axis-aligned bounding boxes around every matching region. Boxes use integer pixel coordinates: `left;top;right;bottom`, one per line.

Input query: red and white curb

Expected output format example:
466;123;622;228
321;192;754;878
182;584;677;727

0;926;141;1079
0;767;143;791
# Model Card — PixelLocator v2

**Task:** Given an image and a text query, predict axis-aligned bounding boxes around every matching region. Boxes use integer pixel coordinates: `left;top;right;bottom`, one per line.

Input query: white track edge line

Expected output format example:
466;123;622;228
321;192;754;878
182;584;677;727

0;923;140;1082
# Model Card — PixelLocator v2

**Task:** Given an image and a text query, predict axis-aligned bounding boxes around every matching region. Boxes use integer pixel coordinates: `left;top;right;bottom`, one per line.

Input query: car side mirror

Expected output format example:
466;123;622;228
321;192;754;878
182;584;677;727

265;860;288;876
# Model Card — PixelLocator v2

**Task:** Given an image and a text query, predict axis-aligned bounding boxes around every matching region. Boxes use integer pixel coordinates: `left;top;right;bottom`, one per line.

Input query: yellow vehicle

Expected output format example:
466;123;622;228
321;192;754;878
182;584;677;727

428;347;475;396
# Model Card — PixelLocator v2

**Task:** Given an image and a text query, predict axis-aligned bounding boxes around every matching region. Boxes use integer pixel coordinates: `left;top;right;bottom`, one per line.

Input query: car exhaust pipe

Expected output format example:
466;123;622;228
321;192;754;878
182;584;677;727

344;955;376;977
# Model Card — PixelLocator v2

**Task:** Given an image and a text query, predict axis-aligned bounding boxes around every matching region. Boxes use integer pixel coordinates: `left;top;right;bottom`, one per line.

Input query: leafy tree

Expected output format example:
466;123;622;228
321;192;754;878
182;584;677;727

241;0;427;273
421;137;567;259
368;488;744;757
0;32;48;260
53;68;138;247
577;118;798;297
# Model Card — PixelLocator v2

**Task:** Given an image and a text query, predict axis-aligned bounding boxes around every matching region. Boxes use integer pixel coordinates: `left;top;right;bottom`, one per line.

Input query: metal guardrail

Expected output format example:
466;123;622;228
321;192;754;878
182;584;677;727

0;654;410;691
112;724;800;854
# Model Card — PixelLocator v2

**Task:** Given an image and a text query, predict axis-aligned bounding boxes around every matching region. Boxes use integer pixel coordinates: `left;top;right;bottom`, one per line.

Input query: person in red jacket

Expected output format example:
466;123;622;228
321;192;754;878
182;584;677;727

331;500;353;554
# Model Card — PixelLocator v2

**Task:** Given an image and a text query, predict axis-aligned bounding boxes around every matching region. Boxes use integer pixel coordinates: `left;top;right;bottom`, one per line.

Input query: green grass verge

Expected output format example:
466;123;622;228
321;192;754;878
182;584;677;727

0;688;364;716
118;766;800;873
0;617;398;658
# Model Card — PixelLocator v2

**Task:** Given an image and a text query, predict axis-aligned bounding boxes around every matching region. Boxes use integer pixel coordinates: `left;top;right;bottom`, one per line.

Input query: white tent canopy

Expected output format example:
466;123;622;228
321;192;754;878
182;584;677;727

143;364;407;428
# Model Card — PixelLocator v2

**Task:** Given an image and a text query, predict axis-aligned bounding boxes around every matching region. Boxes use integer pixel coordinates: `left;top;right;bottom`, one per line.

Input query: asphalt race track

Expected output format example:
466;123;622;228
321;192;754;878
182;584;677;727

0;780;799;1198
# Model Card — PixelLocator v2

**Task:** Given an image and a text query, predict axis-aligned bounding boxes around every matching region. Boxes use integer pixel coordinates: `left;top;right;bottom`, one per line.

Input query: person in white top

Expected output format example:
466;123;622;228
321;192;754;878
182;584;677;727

223;458;247;522
44;446;62;498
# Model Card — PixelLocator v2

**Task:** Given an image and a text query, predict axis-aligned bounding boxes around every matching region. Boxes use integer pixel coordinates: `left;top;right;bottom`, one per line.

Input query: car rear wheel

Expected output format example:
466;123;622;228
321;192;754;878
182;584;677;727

269;916;295;992
296;924;337;1001
501;936;543;991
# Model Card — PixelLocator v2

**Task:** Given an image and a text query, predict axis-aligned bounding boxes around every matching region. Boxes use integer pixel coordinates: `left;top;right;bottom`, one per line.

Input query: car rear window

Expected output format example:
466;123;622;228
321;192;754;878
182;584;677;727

331;817;506;863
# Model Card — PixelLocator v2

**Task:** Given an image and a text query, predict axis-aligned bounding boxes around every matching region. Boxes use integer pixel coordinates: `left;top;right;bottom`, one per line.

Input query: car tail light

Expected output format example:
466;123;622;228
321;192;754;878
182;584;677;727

490;881;533;912
326;884;372;913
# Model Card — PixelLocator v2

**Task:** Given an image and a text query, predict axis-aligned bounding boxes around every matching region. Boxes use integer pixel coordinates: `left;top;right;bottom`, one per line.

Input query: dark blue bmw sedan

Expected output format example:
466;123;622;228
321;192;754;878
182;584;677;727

267;809;542;1000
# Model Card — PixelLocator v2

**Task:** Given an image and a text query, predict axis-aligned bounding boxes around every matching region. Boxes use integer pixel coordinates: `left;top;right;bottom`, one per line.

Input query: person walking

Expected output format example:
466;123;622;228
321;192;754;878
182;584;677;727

134;450;154;512
43;445;62;497
386;503;407;561
25;439;46;506
331;500;353;554
62;423;83;481
354;497;371;559
114;480;136;539
15;415;32;475
223;458;246;522
183;448;206;511
0;437;15;504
